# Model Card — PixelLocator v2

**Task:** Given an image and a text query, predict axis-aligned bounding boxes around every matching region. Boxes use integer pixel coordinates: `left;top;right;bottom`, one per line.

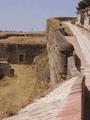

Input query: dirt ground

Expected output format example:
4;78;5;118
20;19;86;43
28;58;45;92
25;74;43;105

0;64;46;119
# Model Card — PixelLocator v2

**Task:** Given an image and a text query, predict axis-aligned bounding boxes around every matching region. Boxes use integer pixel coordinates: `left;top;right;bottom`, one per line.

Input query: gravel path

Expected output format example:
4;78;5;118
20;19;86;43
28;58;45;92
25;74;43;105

3;77;77;120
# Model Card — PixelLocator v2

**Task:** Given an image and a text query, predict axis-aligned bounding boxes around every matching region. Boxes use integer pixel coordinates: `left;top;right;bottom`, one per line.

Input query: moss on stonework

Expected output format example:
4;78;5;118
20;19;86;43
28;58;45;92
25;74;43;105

59;73;67;81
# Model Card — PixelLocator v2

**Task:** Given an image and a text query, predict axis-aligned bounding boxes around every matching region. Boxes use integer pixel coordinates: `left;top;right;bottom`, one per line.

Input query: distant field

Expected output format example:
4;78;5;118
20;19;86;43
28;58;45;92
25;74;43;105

0;64;47;119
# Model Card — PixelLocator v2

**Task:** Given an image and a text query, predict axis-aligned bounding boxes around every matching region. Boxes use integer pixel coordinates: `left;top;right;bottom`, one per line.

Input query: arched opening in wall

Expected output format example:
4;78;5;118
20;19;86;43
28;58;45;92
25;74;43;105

73;53;81;72
60;51;68;80
19;54;25;63
63;54;68;74
89;18;90;25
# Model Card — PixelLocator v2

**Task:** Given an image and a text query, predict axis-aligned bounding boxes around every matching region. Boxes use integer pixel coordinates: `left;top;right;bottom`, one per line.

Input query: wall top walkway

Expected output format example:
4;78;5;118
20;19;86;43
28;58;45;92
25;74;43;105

58;74;85;120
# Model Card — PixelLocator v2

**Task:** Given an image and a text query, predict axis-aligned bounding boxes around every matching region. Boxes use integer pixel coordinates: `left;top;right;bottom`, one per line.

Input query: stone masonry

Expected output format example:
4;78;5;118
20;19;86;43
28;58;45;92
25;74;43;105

47;18;75;86
0;44;46;64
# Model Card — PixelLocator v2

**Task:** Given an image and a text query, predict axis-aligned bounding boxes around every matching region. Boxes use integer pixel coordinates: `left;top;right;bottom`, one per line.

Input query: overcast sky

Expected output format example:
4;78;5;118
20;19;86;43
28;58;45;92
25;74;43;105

0;0;79;31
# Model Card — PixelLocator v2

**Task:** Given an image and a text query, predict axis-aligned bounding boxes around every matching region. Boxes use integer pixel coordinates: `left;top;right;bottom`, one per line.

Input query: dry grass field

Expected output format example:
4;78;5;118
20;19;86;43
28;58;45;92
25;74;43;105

0;32;47;45
0;62;47;119
0;36;47;45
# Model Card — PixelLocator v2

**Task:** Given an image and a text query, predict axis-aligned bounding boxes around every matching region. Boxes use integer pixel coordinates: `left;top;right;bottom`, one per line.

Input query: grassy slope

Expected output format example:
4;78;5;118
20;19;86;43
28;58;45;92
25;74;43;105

34;50;50;84
0;52;48;119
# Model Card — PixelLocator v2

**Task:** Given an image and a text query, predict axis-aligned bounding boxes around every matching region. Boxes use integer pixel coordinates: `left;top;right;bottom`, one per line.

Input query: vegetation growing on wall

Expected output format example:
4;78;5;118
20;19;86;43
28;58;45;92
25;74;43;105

33;50;50;85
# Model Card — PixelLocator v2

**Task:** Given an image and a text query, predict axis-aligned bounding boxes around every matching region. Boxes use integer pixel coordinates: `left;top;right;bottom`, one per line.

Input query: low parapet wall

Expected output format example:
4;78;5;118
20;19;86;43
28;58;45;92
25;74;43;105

55;17;77;21
0;32;46;39
58;75;85;120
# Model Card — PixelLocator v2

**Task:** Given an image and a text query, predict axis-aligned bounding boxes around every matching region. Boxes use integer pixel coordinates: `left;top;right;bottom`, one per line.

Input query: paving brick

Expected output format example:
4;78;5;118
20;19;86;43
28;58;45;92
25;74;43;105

58;91;81;120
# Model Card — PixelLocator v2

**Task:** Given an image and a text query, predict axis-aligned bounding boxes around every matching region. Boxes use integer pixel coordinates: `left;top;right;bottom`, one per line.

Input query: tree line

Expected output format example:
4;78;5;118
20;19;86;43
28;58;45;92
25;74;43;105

77;0;90;10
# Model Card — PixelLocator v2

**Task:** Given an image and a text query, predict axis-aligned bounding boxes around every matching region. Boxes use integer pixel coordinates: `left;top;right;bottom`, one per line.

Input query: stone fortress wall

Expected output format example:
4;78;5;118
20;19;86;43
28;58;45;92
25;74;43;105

0;17;80;81
0;32;47;64
46;17;80;86
0;32;47;77
0;44;46;64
